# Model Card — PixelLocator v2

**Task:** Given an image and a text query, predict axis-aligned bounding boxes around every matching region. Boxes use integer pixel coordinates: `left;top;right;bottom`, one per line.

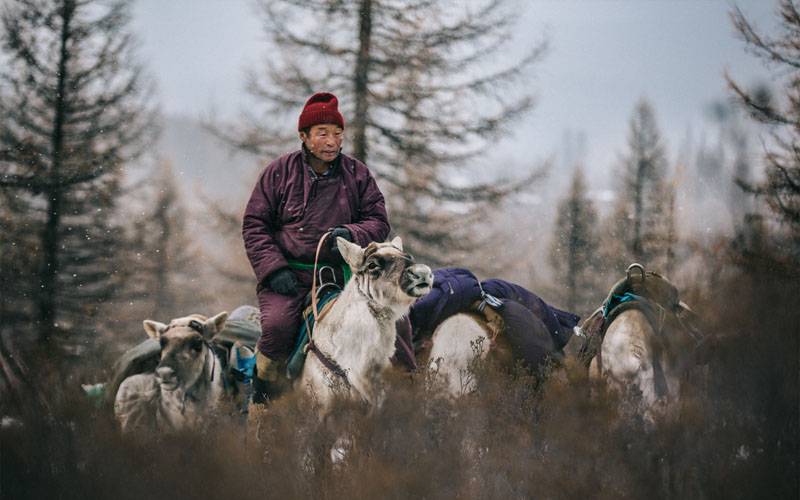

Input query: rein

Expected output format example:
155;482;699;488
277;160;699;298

307;340;349;382
305;231;349;385
311;231;332;324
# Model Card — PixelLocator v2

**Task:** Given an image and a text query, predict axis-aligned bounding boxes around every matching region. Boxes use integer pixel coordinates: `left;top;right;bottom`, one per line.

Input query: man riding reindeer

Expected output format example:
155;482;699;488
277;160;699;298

242;92;397;404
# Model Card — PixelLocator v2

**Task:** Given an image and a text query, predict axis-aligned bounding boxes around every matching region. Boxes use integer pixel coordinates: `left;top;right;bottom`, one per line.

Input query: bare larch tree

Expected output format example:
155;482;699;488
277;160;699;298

210;0;545;269
124;160;202;322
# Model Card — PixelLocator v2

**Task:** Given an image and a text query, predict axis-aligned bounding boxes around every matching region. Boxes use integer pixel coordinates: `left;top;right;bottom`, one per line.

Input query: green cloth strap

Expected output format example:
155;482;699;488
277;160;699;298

287;260;352;284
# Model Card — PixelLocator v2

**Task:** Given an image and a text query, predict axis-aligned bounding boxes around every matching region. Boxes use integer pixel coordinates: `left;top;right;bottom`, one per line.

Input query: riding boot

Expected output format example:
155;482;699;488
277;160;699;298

251;376;271;406
251;352;288;406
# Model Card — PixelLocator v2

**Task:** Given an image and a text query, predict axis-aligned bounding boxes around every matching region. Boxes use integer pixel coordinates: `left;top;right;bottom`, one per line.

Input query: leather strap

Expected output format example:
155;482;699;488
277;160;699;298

310;231;332;328
307;340;349;383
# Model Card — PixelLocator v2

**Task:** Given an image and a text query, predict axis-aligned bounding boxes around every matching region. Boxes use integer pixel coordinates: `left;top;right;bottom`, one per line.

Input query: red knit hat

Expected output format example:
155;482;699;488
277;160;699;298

298;92;345;131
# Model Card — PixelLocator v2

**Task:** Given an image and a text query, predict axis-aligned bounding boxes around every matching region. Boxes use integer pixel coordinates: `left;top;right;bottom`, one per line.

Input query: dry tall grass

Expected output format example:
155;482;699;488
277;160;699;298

1;264;797;499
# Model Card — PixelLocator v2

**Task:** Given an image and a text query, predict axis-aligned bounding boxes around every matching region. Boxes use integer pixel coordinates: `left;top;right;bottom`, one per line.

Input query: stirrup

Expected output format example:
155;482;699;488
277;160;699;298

316;265;341;300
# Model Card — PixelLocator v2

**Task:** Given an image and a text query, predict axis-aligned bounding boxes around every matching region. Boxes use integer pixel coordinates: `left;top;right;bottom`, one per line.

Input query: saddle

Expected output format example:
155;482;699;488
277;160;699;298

577;263;707;371
285;288;342;380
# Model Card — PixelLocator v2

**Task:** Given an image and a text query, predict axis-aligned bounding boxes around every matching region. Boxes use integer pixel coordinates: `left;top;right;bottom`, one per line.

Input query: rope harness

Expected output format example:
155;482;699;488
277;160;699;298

476;282;505;346
302;232;350;384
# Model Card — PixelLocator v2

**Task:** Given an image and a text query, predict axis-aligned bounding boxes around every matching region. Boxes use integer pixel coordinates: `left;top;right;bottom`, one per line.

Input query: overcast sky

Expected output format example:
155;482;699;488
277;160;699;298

131;0;777;189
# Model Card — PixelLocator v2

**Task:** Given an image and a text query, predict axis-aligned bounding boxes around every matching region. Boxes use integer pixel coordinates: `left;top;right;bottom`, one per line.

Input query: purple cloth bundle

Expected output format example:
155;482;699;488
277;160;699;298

410;268;580;368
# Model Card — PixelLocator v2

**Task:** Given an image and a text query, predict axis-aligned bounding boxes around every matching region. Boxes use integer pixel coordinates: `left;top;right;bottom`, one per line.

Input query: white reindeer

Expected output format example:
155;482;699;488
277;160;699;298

427;314;492;397
114;312;229;433
589;309;684;409
298;236;433;412
583;264;704;414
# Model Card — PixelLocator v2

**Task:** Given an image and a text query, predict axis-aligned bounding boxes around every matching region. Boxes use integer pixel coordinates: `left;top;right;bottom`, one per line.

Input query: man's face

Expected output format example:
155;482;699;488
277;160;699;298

300;123;344;164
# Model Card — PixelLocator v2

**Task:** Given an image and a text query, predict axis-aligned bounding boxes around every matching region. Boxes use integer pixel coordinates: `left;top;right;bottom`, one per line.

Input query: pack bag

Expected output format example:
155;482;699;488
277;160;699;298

103;338;161;410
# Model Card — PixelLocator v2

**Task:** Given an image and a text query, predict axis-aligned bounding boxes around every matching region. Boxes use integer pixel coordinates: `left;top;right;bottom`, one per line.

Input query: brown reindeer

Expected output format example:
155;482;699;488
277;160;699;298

114;312;228;432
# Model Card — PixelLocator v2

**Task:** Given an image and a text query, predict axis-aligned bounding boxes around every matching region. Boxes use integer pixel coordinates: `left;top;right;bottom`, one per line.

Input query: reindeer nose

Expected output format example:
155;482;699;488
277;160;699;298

411;265;433;283
408;264;433;286
155;366;174;382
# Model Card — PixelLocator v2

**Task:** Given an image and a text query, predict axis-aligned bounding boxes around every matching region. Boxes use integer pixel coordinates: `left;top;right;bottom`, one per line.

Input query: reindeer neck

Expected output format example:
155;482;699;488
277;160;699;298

328;278;405;363
341;275;408;325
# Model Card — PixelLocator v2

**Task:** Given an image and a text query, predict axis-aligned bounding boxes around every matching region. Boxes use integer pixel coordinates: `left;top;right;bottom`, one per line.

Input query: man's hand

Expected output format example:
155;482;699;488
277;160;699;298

268;268;298;296
328;227;352;255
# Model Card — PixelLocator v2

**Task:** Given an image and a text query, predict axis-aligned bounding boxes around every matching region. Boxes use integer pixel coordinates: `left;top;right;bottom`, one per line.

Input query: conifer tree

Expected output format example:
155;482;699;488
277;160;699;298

0;0;157;345
727;0;800;248
694;99;754;228
211;0;545;268
549;166;598;312
610;98;671;269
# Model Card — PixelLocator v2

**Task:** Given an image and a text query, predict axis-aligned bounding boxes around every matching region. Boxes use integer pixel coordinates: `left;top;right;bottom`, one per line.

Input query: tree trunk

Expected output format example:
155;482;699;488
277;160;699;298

566;202;579;312
665;187;676;277
38;189;62;343
351;0;373;162
38;0;74;343
153;200;171;318
632;158;644;260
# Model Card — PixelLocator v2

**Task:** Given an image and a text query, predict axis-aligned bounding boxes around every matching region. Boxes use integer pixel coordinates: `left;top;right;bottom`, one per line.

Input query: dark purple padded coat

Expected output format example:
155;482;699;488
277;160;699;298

410;268;580;366
242;148;390;288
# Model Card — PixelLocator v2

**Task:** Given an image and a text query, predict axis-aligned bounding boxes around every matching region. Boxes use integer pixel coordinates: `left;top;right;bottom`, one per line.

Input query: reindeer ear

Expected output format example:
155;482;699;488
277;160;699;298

338;237;364;269
203;311;228;339
390;236;403;251
143;320;167;340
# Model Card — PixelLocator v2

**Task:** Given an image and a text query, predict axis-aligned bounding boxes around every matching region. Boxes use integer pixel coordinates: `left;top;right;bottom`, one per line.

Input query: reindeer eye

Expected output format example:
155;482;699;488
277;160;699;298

367;262;380;272
192;338;203;352
159;337;168;349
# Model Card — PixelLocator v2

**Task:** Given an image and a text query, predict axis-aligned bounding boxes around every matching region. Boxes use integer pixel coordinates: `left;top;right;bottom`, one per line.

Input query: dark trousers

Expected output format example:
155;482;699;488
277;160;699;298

257;283;312;361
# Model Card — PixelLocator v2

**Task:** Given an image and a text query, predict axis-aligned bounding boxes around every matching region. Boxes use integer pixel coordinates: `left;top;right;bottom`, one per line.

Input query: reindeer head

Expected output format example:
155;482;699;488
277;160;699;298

338;236;433;312
143;312;228;392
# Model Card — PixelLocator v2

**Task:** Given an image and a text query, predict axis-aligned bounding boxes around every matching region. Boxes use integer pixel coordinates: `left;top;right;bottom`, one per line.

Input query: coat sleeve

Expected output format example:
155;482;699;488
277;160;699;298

242;168;289;286
341;164;390;246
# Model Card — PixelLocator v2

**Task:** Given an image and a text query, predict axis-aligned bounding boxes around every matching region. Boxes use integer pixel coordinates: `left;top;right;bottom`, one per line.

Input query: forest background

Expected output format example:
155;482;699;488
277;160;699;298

1;1;798;498
1;0;781;353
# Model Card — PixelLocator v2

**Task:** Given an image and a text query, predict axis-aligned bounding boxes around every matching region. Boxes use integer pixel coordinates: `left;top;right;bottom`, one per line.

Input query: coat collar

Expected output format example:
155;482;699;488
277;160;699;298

300;143;342;178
